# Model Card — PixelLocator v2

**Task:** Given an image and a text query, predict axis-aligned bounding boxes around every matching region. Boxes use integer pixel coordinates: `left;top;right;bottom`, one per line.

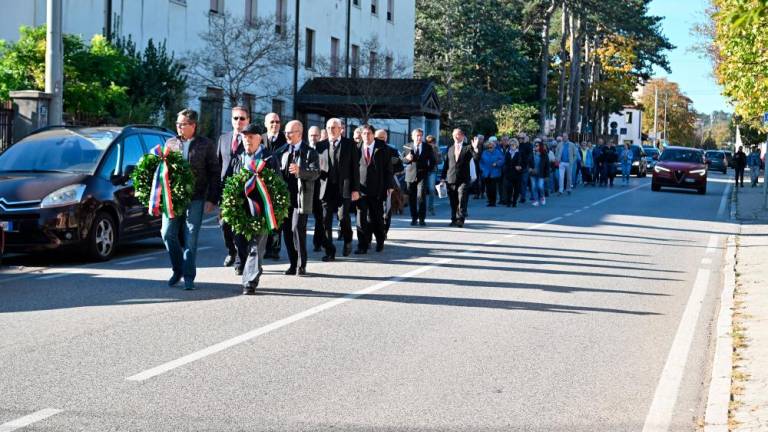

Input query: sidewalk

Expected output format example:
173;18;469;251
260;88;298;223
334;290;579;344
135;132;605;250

730;180;768;431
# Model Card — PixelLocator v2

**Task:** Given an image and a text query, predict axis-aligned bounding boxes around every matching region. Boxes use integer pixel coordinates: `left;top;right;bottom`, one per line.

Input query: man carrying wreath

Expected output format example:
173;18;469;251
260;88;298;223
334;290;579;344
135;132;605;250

234;124;278;294
163;109;220;290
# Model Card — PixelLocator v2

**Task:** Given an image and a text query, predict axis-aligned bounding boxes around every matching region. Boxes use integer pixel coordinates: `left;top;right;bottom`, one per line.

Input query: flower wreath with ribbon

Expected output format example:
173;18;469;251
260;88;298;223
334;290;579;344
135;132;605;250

220;159;290;240
132;144;195;218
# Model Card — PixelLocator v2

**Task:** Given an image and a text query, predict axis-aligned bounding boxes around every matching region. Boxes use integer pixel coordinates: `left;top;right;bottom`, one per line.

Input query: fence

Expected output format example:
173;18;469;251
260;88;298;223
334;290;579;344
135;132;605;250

0;102;12;151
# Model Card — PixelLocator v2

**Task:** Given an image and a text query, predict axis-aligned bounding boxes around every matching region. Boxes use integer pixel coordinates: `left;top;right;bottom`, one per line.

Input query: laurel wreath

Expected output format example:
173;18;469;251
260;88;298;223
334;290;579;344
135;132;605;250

131;150;195;216
221;166;290;239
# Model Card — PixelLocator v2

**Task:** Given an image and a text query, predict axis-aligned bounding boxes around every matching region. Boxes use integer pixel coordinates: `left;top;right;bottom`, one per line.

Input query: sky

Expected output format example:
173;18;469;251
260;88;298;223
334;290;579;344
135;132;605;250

648;0;731;114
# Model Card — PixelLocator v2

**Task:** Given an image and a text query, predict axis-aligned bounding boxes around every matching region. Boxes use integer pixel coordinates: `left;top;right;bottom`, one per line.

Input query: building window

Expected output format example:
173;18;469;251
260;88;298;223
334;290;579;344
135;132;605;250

305;28;315;69
330;37;340;76
371;0;378;15
245;0;257;26
272;99;285;118
385;56;393;78
170;0;186;5
620;128;628;135
242;93;255;116
210;0;224;14
626;111;633;124
387;0;393;21
369;50;377;77
275;0;286;34
351;44;360;78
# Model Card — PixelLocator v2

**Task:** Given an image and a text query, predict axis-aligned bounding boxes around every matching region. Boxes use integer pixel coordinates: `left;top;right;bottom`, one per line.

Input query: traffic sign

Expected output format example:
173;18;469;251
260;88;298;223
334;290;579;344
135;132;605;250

763;112;768;124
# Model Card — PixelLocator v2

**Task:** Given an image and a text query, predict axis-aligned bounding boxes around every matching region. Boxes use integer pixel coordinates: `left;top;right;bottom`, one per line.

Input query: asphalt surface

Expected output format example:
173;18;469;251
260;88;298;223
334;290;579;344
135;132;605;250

0;172;735;431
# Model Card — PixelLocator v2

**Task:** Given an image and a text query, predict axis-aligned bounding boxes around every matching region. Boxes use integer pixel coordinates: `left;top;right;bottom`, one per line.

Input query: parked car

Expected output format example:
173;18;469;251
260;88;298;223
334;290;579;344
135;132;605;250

0;125;174;261
643;146;660;170
704;150;728;174
722;150;733;169
614;144;648;177
651;146;707;194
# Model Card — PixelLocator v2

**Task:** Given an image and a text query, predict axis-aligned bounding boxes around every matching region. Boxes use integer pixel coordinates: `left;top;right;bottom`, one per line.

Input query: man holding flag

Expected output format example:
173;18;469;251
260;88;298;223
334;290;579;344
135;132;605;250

162;109;220;290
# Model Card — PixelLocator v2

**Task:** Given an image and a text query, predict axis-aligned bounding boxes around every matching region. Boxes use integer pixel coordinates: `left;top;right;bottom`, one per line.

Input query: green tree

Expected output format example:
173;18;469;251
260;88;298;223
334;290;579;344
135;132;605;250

494;104;540;137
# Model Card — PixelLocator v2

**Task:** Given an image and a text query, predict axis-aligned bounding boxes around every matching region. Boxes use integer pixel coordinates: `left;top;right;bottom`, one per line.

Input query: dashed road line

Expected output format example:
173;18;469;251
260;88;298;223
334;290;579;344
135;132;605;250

0;409;62;432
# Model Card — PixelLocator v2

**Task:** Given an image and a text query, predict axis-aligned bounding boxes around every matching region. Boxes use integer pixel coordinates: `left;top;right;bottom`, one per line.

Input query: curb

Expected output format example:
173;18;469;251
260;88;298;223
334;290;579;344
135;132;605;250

704;183;739;431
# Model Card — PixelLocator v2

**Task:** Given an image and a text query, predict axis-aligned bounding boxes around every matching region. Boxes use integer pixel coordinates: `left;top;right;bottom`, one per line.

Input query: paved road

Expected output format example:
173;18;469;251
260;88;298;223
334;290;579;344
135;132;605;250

0;173;736;431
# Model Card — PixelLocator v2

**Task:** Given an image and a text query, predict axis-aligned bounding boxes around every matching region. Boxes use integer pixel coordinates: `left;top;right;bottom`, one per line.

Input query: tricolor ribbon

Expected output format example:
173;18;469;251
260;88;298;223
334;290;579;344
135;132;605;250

148;144;176;218
244;159;278;231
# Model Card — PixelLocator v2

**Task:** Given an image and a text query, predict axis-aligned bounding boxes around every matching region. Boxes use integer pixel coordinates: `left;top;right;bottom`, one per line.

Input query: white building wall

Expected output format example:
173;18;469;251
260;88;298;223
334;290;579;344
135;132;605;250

1;0;416;137
608;108;643;146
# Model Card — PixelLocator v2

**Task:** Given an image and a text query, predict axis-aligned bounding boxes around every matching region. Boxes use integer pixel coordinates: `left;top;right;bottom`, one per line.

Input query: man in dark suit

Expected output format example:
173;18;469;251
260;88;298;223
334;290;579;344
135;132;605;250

307;126;325;253
356;125;395;254
403;128;435;226
232;123;278;294
440;128;480;228
316;118;360;261
261;112;287;259
216;106;249;270
277;120;320;276
162;108;220;290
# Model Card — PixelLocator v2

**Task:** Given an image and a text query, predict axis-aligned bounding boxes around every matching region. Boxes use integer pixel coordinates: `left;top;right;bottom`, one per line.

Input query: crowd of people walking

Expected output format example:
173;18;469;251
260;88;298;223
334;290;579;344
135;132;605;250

160;107;652;294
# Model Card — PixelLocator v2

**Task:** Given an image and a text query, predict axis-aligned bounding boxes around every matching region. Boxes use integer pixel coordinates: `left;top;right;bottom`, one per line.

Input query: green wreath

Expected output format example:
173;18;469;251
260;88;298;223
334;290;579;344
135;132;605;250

221;166;290;240
131;150;195;217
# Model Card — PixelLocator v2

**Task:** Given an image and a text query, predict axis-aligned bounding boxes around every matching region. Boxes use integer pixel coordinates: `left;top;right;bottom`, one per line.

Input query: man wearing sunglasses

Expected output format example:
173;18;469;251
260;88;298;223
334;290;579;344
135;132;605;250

217;106;250;271
261;112;287;259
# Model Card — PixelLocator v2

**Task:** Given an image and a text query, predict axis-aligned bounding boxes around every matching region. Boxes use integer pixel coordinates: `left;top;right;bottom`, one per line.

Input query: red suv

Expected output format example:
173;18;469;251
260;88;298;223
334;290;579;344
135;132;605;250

651;146;707;194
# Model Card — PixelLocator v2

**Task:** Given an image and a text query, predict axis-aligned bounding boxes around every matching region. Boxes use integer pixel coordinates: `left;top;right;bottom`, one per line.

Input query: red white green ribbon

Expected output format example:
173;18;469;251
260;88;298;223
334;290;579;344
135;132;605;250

244;159;278;231
148;144;176;218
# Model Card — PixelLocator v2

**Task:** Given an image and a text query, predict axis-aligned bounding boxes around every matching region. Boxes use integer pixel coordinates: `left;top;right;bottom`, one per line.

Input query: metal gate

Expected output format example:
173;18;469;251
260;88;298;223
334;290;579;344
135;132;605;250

0;104;12;152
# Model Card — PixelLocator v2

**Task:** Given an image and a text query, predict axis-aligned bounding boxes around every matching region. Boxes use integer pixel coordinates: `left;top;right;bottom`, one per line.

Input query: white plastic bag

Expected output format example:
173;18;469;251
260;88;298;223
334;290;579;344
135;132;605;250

469;160;477;182
435;182;448;199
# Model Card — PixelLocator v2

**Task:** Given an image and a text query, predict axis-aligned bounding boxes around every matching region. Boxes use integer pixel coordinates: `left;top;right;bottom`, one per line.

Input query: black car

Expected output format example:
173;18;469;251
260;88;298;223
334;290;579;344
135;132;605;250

0;125;175;261
704;150;728;174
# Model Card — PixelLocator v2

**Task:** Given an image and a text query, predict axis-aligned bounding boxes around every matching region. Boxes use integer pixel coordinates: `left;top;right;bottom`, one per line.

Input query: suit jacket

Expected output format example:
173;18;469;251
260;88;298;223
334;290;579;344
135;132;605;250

403;141;435;183
277;142;320;215
316;136;360;200
503;149;526;180
217;131;244;182
556;141;579;165
441;142;480;185
358;139;395;200
261;132;287;154
164;135;220;203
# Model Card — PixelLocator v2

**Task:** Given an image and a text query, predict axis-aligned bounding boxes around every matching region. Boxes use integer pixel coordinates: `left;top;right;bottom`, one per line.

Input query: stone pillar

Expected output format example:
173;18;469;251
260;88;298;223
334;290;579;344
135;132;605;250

427;118;441;145
10;91;52;143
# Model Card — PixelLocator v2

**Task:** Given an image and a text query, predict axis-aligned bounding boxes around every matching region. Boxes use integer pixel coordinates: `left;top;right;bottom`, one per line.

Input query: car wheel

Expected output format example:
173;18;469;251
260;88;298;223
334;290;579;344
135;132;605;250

651;183;660;191
86;212;117;261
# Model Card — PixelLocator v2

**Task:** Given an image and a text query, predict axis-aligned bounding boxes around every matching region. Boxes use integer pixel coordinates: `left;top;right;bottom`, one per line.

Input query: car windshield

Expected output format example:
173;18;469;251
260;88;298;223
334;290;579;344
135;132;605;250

660;149;704;163
705;152;724;159
0;129;114;174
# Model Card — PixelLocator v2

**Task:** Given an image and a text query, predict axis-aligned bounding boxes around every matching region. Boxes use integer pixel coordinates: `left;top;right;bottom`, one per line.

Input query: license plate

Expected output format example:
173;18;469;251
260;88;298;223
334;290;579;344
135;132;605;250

685;178;697;183
0;221;11;231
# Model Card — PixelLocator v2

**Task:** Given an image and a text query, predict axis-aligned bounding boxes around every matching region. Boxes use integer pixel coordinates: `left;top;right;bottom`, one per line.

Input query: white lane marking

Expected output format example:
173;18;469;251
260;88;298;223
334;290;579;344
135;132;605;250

716;184;732;219
117;257;154;266
574;209;582;214
129;186;640;381
37;274;69;280
583;206;590;210
642;268;711;432
706;235;718;254
0;409;63;432
565;212;573;217
592;183;647;206
701;258;712;265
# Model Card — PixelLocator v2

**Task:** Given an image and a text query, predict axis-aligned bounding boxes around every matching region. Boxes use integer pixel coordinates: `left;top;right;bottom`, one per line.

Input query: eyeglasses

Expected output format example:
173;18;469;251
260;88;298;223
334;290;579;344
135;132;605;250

269;120;281;124
232;116;248;121
175;122;192;127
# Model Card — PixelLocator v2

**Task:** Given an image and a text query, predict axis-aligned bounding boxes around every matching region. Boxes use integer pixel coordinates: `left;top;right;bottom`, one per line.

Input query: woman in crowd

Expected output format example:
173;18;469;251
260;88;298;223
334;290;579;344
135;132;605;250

530;139;550;207
480;136;505;207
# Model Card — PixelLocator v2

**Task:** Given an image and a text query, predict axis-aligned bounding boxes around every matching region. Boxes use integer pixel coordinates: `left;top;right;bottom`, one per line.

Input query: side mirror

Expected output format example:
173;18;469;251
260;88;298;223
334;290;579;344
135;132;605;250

124;165;136;177
111;165;136;185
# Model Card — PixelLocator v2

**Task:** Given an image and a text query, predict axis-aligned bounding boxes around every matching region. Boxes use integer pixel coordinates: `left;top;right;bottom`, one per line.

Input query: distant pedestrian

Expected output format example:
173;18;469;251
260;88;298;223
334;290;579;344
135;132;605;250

480;136;504;207
592;139;604;186
579;142;594;185
440;128;481;228
748;146;762;187
734;146;747;188
216;106;249;270
503;138;525;207
619;142;634;185
555;135;578;195
601;142;619;187
530;139;550;206
307;125;325;253
425;135;440;215
403;128;435;226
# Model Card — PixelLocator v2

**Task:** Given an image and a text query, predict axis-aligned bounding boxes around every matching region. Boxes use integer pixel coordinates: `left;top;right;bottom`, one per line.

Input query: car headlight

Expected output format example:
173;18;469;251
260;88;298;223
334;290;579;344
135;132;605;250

40;184;86;208
654;165;670;173
632;161;639;166
690;169;706;176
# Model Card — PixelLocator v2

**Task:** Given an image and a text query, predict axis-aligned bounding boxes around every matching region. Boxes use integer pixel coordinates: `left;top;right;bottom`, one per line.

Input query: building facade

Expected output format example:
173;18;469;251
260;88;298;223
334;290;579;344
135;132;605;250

608;106;643;146
1;0;417;143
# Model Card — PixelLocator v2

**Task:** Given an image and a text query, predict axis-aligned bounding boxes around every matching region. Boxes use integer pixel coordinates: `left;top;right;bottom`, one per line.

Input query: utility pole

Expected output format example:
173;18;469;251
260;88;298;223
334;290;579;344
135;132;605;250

663;91;668;144
45;0;63;125
652;85;658;148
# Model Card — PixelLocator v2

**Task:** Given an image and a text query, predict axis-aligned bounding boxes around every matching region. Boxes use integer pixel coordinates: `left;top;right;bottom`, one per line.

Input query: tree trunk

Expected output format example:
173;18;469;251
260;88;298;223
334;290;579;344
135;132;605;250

555;5;569;135
567;15;582;138
538;1;557;136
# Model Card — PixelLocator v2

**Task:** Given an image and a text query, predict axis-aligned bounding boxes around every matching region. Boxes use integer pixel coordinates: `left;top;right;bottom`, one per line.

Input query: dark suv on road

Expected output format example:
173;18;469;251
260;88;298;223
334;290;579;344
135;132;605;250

0;125;175;261
704;150;728;174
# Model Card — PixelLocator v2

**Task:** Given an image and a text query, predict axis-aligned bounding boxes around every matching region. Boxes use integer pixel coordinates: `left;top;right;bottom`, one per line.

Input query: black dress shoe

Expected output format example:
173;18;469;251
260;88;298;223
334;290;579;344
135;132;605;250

419;220;426;226
243;286;256;295
167;272;182;287
410;220;417;226
343;243;352;257
223;255;235;267
297;267;307;276
354;248;368;255
234;267;243;276
321;253;336;262
449;221;456;227
456;222;464;228
284;267;296;275
375;243;384;252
